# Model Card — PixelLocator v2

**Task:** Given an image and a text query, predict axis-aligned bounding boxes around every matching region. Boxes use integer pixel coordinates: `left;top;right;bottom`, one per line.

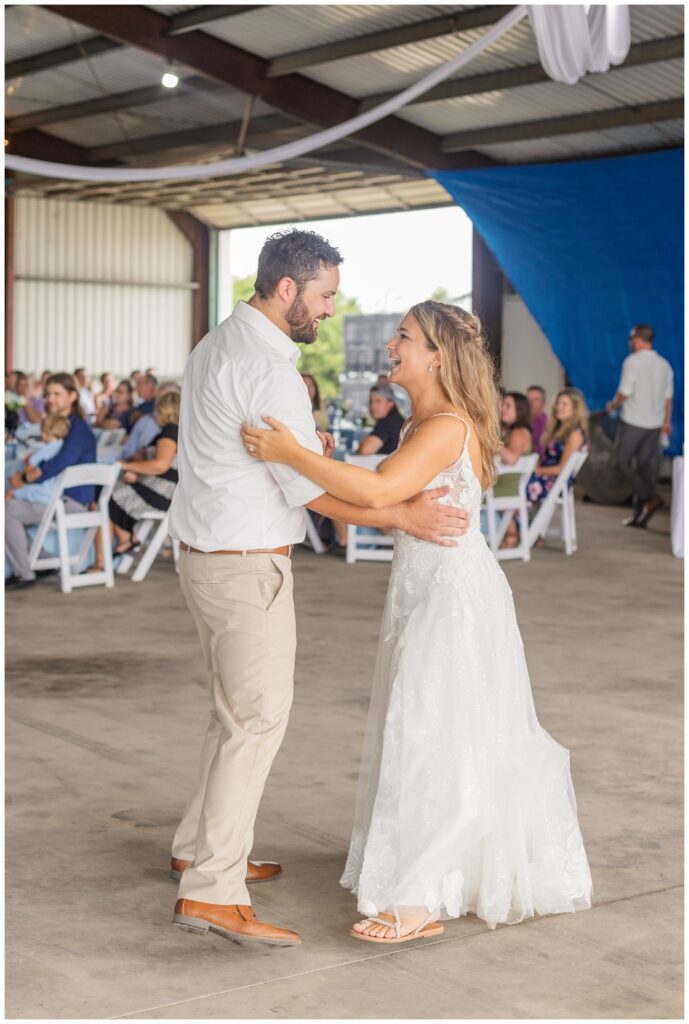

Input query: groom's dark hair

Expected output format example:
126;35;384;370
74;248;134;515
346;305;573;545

254;228;343;299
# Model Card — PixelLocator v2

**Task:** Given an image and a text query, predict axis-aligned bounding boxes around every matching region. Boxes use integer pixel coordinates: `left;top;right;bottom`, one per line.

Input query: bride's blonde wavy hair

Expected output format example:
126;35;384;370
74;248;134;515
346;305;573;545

409;300;502;488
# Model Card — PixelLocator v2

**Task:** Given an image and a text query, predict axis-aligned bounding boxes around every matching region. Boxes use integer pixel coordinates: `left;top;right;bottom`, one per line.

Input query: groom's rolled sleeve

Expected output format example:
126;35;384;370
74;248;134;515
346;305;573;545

248;368;326;509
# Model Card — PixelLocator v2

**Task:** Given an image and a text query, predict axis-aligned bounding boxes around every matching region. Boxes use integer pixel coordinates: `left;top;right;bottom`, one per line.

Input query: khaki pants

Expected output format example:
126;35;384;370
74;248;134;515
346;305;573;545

173;551;296;906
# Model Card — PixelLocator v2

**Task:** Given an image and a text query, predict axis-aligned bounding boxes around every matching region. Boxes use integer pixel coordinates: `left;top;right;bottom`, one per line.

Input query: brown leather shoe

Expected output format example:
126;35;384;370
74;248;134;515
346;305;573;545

170;857;282;883
173;898;301;946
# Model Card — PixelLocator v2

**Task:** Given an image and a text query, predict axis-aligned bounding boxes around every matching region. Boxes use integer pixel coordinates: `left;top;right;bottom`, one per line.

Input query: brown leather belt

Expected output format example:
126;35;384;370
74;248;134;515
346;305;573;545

180;543;291;557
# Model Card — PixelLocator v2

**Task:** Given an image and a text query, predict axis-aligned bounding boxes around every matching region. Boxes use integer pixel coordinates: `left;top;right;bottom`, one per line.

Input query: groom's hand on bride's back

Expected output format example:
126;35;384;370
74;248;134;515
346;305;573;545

397;486;469;546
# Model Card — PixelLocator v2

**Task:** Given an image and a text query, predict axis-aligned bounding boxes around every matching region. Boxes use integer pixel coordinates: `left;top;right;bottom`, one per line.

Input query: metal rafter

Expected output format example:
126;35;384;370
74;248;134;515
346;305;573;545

6;77;226;133
43;4;491;172
441;98;685;151
359;34;686;111
167;6;262;35
5;34;120;78
86;114;299;162
265;6;514;77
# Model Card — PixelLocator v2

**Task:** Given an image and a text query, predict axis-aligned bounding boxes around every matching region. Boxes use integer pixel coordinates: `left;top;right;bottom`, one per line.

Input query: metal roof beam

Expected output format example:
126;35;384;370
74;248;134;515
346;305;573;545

360;34;685;111
44;5;490;172
7;128;93;164
5;34;120;78
6;76;228;133
265;6;514;77
442;98;685;151
166;5;262;35
87;113;299;162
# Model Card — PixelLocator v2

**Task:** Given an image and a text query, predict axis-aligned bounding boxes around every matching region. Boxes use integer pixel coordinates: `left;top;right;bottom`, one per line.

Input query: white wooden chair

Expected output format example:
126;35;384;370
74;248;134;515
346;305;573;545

527;450;589;555
344;454;394;564
484;453;539;562
116;509;180;582
303;513;326;554
28;462;120;593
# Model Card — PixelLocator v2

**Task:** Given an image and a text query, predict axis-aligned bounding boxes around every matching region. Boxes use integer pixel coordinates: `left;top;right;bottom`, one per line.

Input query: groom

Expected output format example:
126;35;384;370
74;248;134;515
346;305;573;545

168;228;470;947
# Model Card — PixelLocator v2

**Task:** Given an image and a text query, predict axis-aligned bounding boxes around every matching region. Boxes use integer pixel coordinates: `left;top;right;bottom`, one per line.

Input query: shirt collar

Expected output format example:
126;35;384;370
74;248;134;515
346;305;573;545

232;301;301;365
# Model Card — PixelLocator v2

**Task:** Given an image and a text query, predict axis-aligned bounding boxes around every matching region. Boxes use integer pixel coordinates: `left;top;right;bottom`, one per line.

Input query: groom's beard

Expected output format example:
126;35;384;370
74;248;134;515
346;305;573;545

286;294;320;345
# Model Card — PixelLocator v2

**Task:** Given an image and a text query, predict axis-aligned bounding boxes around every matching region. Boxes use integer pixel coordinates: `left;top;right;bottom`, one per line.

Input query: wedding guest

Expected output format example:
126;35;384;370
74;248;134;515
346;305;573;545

527;385;548;456
121;381;180;459
75;367;96;417
492;392;533;548
331;385;405;546
5;374;96;590
6;414;70;504
95;372;116;412
527;388;588;510
90;391;180;568
359;384;405;456
95;380;134;430
15;372;44;424
301;373;329;432
606;324;674;528
127;373;157;430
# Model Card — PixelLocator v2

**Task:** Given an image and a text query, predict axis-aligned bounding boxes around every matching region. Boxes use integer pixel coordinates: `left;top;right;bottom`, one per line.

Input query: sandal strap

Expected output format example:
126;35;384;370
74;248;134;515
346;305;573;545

365;914;400;937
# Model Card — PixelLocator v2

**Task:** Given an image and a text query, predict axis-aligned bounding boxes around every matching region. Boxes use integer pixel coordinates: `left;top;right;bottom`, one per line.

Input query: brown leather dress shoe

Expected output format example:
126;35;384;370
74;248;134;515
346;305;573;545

170;857;282;883
173;898;301;946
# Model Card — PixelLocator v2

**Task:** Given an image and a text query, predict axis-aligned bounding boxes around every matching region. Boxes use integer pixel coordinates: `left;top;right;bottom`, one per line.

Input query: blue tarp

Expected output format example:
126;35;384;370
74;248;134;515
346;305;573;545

433;149;684;453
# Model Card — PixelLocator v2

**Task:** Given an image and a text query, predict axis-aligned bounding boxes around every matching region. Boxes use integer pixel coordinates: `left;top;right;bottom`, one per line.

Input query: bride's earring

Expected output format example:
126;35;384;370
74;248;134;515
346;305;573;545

427;363;434;373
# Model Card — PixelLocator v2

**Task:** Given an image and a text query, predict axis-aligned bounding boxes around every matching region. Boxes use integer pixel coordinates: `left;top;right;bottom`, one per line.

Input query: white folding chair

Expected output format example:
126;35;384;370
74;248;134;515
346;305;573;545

303;513;326;554
528;450;589;555
484;454;539;562
96;428;125;462
344;454;394;564
116;509;180;582
28;462;120;593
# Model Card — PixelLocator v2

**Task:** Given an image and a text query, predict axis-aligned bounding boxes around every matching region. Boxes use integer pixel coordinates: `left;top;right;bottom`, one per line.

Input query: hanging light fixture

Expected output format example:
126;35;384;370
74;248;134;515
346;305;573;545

161;64;179;89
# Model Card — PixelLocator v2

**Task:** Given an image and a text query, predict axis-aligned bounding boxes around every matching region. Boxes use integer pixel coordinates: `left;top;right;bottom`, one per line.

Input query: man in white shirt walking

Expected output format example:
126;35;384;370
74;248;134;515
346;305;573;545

606;324;673;528
168;229;470;947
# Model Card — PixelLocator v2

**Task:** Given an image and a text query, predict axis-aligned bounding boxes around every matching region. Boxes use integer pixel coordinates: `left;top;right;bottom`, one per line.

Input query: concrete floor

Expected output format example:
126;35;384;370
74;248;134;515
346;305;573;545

6;503;683;1019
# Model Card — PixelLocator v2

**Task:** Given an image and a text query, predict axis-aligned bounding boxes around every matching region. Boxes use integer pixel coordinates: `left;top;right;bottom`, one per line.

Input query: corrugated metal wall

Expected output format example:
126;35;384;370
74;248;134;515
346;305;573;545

13;197;195;379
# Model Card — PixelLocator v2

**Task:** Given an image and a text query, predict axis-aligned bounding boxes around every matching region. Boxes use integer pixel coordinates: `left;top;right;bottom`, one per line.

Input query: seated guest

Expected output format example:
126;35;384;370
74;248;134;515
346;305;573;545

75;367;96;417
6;414;70;504
331;385;405;548
5;373;96;590
502;388;589;548
121;381;180;459
95;372;116;412
527;385;548;457
126;372;157;430
91;392;180;568
491;392;533;548
95;379;134;429
302;373;329;432
494;391;533;489
15;372;44;425
359;384;405;455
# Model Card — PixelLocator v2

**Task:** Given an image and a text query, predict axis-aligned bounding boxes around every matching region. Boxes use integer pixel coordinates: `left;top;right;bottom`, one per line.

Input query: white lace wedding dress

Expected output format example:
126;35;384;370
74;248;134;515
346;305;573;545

340;415;593;929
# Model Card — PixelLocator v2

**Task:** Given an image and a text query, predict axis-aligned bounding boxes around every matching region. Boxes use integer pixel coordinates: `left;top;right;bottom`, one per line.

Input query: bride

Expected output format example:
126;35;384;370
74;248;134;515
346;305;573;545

241;300;593;943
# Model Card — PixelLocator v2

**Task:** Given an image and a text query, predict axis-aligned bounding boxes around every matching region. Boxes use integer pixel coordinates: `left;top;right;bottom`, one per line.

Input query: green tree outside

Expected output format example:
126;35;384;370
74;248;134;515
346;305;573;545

233;275;361;398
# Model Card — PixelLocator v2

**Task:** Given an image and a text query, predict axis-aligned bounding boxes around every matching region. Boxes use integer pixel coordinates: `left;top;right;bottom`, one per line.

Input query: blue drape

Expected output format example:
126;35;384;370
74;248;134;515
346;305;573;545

433;149;683;453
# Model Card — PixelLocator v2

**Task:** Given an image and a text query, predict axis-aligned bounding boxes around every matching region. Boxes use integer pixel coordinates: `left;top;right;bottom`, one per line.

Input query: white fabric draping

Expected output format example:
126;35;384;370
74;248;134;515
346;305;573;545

6;5;528;183
671;456;684;559
528;5;630;85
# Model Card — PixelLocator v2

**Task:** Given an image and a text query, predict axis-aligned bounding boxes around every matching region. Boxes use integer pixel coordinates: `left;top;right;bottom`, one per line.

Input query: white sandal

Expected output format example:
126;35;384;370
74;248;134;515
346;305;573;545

350;909;444;944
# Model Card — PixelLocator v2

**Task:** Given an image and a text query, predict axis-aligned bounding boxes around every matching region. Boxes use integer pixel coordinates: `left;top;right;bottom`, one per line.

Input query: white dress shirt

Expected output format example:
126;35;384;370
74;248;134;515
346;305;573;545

619;349;673;429
169;301;325;550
